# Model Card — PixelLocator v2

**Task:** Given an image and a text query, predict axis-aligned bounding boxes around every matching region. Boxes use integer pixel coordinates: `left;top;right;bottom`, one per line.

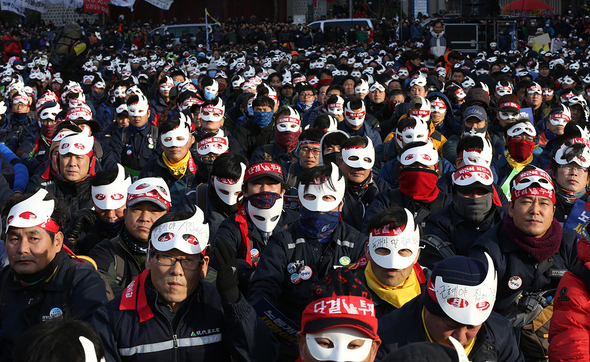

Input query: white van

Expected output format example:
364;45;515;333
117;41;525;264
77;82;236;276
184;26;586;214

150;24;214;46
307;18;376;34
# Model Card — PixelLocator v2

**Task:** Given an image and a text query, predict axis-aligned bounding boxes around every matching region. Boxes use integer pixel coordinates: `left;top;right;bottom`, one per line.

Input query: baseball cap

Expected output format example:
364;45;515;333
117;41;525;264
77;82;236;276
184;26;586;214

300;268;378;339
244;162;284;184
127;177;171;211
452;165;494;194
498;99;521;113
463;105;488;122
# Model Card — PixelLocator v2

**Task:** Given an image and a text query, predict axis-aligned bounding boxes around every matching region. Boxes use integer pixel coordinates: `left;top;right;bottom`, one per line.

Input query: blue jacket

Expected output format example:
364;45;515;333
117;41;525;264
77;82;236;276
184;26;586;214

338;121;382;147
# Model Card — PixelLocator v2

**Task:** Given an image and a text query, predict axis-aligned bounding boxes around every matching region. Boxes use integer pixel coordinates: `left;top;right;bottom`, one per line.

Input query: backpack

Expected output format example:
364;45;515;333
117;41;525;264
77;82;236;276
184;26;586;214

49;22;82;68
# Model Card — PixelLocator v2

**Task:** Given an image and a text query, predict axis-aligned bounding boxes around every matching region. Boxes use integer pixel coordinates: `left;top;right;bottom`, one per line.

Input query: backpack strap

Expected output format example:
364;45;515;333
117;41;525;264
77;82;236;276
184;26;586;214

122;127;129;144
421;235;456;260
0;269;11;306
110;237;126;285
197;183;208;219
262;144;274;161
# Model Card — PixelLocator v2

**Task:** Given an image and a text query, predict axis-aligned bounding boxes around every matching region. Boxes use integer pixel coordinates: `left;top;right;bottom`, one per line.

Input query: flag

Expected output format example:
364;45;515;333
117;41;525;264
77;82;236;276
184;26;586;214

1;0;25;15
144;0;173;10
23;0;50;13
110;0;134;10
205;8;221;26
84;0;109;15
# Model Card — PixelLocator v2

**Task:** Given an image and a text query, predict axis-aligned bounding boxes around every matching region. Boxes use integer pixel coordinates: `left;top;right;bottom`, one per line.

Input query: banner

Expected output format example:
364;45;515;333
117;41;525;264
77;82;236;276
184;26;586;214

253;298;300;352
84;0;109;15
1;0;25;15
563;198;590;239
23;0;49;13
110;0;134;9
144;0;172;10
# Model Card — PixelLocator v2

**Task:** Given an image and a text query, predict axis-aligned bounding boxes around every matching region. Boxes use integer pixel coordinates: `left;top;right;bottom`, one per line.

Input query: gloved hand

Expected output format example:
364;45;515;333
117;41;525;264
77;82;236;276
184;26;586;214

63;208;96;242
213;235;240;304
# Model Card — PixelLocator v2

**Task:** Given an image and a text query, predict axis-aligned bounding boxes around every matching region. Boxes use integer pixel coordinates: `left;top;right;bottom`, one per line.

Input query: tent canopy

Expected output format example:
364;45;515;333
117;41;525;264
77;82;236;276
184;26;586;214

502;0;553;11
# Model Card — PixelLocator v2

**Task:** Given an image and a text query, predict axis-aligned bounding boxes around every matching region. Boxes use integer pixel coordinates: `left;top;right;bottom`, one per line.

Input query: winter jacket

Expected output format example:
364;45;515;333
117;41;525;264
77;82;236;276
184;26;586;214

468;222;578;314
341;176;391;232
249;143;299;177
0;250;109;361
109;124;158;174
548;236;590;361
235;118;275;159
363;187;451;232
248;220;367;325
214;207;300;293
421;203;507;269
91;272;278;362
338;121;382;147
88;229;146;297
3;34;22;63
46;176;94;222
377;295;524;361
423;30;452;58
138;150;199;190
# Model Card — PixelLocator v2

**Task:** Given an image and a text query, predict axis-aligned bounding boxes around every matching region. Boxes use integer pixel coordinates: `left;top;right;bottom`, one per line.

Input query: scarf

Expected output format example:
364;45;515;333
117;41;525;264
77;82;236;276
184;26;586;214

95;217;125;235
503;215;562;263
12;251;61;287
163;152;191;179
422;308;476;355
41;123;57;142
365;262;421;309
504;149;534;172
349;174;372;191
506;139;536;163
556;184;586;205
11;113;28;125
122;227;148;254
299;207;340;242
128;122;150;133
275;129;300;153
398;168;440;203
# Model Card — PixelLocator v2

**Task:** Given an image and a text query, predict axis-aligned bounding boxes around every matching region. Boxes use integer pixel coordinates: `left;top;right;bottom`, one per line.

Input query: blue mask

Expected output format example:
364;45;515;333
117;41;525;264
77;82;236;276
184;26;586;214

208;70;217;78
248;106;254;116
173;81;180;87
204;91;216;101
299;207;340;242
253;110;273;128
191;79;199;87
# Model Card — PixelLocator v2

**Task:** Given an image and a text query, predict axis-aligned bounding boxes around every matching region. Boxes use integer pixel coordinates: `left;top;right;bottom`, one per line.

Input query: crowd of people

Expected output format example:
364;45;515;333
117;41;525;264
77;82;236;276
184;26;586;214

1;9;590;362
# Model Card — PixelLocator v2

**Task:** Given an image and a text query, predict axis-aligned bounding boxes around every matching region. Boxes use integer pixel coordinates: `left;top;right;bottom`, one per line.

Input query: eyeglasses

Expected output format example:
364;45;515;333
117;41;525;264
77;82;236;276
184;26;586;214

299;92;315;99
154;252;203;270
300;146;320;155
559;164;589;173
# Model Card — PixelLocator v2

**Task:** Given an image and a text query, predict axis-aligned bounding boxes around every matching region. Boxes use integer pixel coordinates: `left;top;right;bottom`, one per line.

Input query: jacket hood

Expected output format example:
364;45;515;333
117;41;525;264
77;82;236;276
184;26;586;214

579;236;590;264
426;91;461;136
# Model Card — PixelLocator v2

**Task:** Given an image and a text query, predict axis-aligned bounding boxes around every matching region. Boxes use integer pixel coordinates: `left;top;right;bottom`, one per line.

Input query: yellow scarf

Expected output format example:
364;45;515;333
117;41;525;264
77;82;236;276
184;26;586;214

504;149;534;172
365;262;421;309
163;152;190;179
421;307;476;357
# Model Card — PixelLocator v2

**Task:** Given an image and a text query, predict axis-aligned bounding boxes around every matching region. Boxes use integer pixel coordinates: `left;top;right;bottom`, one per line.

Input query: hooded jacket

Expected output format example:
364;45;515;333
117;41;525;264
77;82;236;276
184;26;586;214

423;29;452;58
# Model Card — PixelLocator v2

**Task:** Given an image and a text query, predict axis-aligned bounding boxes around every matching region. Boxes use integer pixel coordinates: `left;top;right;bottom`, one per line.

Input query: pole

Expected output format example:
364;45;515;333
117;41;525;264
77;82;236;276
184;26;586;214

205;8;209;51
350;0;352;18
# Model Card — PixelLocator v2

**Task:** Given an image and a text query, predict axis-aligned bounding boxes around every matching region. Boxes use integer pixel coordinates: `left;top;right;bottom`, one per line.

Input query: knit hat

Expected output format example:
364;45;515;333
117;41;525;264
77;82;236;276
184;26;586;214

300;268;378;340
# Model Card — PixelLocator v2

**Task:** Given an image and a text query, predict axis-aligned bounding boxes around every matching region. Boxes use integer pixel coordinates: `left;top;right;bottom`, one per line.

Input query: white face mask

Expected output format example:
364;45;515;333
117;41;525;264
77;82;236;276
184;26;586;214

247;194;284;232
212;163;246;205
305;327;373;362
160;124;190;148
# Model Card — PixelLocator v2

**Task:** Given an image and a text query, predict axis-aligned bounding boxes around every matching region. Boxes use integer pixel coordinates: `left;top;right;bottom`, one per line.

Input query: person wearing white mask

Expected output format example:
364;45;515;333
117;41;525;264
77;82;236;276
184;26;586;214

214;161;299;293
179;153;248;237
338;97;382;146
139;113;198;189
355;206;425;318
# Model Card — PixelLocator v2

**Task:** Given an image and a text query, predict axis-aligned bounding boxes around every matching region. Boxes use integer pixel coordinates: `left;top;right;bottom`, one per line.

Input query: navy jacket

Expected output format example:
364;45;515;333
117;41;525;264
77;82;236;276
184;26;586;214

0;250;108;361
377;296;524;362
248;220;367;325
468;222;578;313
91;274;277;362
